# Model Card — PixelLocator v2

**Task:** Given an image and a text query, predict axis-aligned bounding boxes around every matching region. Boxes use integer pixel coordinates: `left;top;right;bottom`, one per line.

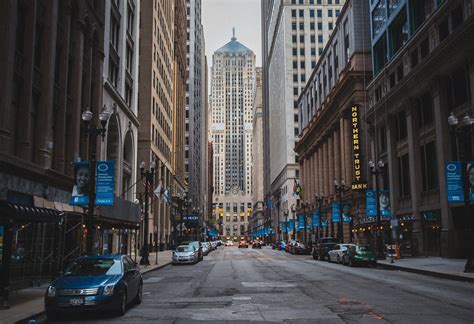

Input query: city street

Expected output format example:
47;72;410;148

40;246;474;323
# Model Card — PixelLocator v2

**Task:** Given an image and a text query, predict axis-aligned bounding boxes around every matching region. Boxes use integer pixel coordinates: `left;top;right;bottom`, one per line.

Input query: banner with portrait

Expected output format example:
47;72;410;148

468;161;474;202
379;189;391;219
70;161;90;205
321;210;328;228
342;201;351;223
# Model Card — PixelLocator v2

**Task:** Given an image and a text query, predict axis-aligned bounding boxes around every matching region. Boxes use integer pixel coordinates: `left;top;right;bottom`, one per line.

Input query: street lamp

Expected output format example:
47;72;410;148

139;160;156;265
369;158;385;259
81;107;111;255
315;193;325;240
334;179;347;243
448;112;474;273
291;204;297;240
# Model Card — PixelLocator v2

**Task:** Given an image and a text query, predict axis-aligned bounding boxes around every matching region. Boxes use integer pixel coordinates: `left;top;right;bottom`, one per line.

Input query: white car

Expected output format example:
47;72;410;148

328;244;356;264
225;240;234;246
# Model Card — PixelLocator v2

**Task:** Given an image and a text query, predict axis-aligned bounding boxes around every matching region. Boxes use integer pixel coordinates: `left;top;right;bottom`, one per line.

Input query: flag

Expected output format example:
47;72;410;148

153;180;162;198
293;178;302;196
143;180;154;200
162;188;171;205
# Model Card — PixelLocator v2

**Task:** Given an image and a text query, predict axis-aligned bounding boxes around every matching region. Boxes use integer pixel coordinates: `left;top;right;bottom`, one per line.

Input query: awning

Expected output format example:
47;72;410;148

0;200;63;223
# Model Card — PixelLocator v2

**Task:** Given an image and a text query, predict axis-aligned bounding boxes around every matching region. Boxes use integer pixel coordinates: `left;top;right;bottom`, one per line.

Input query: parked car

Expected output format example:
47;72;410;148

312;237;339;261
342;245;377;267
292;242;311;255
286;240;296;253
201;242;210;256
173;245;199;264
44;255;142;320
238;240;249;248
328;244;356;263
225;240;234;246
252;241;262;249
278;241;287;251
180;241;203;261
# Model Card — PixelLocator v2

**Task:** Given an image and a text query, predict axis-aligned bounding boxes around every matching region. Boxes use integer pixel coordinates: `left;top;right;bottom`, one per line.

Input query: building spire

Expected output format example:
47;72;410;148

232;27;236;41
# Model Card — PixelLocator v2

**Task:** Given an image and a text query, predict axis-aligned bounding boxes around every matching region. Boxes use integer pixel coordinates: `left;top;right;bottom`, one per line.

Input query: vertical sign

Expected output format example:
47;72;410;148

298;214;304;230
342;201;351;223
351;105;368;191
445;161;464;202
468;161;474;202
321;210;328;228
70;161;90;205
366;190;377;217
313;210;320;227
306;212;312;229
332;202;341;223
379;189;391;219
95;161;115;206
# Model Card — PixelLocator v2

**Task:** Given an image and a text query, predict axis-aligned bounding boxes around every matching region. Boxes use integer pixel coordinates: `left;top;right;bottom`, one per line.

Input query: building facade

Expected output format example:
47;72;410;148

209;32;256;239
185;0;208;216
251;68;265;236
138;0;175;250
295;0;372;243
261;0;345;239
0;0;140;301
366;0;474;258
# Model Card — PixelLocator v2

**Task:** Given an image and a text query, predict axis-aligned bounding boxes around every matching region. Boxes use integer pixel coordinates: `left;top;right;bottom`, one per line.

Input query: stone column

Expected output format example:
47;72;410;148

328;133;335;196
318;146;323;195
334;126;341;183
344;117;353;184
0;0;17;154
323;138;329;197
406;101;423;254
385;117;399;219
431;77;455;257
35;0;59;169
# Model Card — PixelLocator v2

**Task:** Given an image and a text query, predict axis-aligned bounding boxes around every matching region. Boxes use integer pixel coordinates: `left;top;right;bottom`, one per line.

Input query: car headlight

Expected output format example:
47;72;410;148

103;284;115;296
47;285;56;297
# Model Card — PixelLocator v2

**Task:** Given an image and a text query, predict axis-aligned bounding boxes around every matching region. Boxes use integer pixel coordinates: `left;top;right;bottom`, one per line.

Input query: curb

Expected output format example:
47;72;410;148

378;262;474;283
14;261;172;323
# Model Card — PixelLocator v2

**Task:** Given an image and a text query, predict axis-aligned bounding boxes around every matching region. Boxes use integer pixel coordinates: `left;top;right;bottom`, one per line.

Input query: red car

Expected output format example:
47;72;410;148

238;240;249;248
292;242;311;255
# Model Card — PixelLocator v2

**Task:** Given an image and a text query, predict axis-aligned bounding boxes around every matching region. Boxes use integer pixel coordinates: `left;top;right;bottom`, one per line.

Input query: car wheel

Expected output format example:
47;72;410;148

116;291;127;316
135;283;143;305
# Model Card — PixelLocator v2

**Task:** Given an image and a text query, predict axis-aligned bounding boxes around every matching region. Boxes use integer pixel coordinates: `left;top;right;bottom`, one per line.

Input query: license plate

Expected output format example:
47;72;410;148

70;298;84;306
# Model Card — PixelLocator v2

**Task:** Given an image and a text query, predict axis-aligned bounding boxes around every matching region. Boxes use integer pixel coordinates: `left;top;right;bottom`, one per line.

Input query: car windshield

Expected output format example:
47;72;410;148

176;246;193;252
63;258;122;276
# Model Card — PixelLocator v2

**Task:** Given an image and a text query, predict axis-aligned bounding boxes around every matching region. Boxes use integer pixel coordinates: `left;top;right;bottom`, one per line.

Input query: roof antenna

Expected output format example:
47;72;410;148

232;27;236;41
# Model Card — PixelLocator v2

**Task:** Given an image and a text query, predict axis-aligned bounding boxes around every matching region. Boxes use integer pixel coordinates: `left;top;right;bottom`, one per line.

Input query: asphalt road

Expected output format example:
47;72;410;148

40;246;474;323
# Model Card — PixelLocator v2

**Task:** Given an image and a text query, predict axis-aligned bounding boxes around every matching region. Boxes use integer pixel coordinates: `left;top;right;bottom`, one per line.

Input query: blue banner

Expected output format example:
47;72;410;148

288;219;294;232
95;161;115;206
446;161;464;202
380;189;391;219
321;210;328;228
342;201;351;223
366;190;377;216
468;161;474;202
70;161;90;205
282;222;287;233
332;202;340;223
298;214;304;230
313;210;320;227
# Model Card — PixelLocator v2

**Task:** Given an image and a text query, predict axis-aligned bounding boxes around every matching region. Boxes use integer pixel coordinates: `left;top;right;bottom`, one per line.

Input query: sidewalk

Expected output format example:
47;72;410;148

0;250;172;324
378;256;474;283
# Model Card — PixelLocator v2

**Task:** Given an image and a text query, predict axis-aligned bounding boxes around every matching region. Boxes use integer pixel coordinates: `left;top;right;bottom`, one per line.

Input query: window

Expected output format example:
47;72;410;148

292;9;297;18
417;92;434;128
373;35;387;75
448;67;471;109
397;153;411;196
394;110;407;142
420;141;438;191
299;10;304;18
310;9;315;17
293;88;299;96
372;1;387;37
328;10;333;18
389;9;408;57
110;15;120;50
317;10;322;18
344;19;350;62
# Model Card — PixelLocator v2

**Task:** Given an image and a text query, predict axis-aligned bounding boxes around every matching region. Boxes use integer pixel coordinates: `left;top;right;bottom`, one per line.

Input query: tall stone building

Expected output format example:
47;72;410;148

251;68;265;236
185;0;208;217
209;31;256;239
138;0;175;249
261;0;345;239
0;0;139;300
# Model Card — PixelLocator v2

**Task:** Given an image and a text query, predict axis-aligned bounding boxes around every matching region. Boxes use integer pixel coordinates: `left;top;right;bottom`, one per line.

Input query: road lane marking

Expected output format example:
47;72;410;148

241;281;296;288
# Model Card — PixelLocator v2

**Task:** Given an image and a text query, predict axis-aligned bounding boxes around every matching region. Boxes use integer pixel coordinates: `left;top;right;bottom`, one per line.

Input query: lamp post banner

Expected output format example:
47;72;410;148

321;210;328;228
366;190;377;217
332;202;340;223
313;210;320;227
468;161;474;202
298;214;305;229
70;161;90;206
342;201;351;223
445;161;464;202
95;161;115;206
379;189;391;219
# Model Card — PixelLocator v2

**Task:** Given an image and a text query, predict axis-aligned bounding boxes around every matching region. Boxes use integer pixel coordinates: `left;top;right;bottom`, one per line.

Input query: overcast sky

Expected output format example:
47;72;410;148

202;0;262;67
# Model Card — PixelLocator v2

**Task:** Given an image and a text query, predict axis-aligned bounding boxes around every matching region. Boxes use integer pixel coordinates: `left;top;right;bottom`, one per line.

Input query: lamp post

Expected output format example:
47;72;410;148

300;201;308;244
369;159;385;259
284;209;289;242
81;107;111;255
315;193;325;240
448;112;474;273
139;160;156;265
334;180;347;243
291;204;296;240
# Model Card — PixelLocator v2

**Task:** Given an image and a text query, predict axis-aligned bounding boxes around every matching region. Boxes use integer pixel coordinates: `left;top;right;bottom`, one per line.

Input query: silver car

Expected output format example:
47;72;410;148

172;245;198;264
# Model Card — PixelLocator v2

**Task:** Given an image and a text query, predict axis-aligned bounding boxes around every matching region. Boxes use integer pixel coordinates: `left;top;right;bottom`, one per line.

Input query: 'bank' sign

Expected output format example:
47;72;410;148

351;105;368;191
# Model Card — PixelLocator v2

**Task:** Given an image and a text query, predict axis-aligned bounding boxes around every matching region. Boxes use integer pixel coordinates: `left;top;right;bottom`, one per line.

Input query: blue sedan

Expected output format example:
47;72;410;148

44;255;142;320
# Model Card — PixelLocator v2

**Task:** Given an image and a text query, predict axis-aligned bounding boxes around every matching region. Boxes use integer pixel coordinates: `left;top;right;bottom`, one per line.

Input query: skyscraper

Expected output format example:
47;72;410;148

210;30;256;239
261;0;345;235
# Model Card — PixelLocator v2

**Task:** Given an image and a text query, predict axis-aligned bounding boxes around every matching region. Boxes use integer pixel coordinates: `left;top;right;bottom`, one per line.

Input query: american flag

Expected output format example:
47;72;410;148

143;179;154;200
